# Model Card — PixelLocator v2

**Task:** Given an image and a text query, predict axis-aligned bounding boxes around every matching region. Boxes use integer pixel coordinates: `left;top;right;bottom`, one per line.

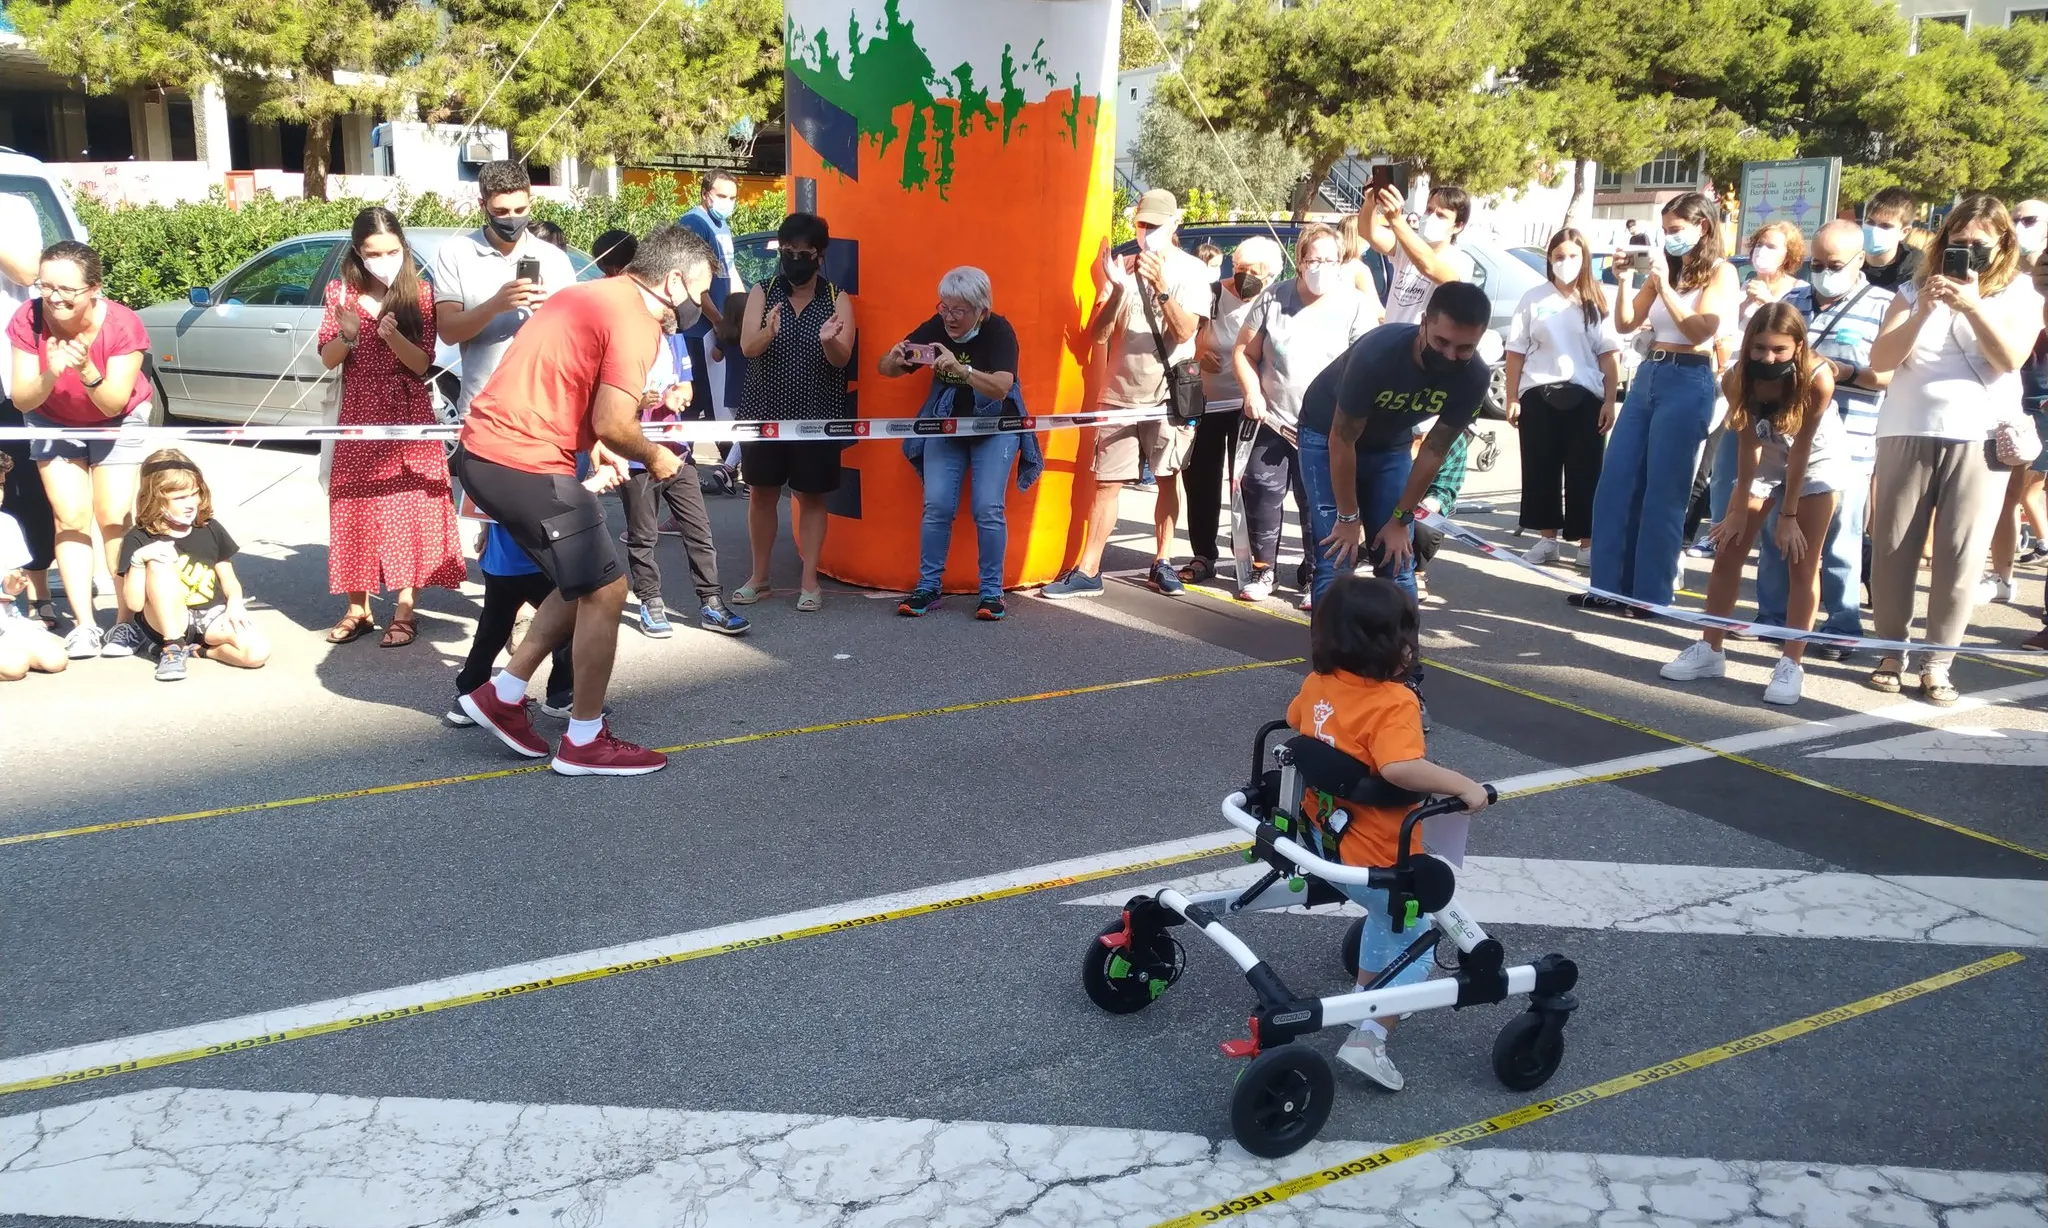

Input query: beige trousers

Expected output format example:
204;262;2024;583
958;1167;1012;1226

1867;436;2005;671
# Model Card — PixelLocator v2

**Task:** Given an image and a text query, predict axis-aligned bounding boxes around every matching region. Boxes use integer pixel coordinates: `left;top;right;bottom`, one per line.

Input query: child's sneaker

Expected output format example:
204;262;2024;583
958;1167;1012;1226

975;597;1007;621
154;641;191;682
444;703;477;727
101;620;149;658
699;598;750;636
1336;1028;1405;1091
898;589;942;617
637;597;673;639
1761;657;1804;706
1684;533;1717;559
63;623;103;659
1661;641;1727;681
1522;537;1562;566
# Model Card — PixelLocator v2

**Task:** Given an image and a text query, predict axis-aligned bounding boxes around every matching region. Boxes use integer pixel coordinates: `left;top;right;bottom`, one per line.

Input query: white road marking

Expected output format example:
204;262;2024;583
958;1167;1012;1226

1066;861;2048;947
1810;726;2048;768
2;1088;2041;1228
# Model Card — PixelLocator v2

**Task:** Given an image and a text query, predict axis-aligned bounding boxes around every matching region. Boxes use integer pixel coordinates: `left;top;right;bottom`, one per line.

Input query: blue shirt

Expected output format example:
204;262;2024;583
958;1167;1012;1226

678;205;743;341
480;523;539;578
1784;279;1894;466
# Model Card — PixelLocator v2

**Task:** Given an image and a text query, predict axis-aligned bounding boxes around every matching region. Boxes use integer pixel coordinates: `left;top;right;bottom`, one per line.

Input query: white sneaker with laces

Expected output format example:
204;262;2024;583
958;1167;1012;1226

1976;574;2017;604
1560;542;1583;568
101;619;149;658
1762;657;1804;706
1238;567;1276;601
1335;1028;1405;1091
1523;537;1562;566
1661;641;1727;682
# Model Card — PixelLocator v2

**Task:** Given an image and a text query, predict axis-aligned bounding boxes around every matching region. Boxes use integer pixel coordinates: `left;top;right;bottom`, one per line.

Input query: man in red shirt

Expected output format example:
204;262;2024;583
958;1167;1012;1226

452;226;716;776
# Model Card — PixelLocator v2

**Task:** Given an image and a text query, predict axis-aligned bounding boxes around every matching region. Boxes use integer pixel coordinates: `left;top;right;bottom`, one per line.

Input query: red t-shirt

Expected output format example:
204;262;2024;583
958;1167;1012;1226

6;300;153;427
459;277;659;475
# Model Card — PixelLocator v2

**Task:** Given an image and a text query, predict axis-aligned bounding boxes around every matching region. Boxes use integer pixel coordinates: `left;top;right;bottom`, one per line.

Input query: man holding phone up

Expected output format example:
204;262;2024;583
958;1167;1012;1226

431;160;578;415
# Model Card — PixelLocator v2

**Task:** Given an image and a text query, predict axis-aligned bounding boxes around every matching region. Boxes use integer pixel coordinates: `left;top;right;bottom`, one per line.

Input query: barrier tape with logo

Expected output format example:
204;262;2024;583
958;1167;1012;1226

1414;506;2047;659
0;406;1171;445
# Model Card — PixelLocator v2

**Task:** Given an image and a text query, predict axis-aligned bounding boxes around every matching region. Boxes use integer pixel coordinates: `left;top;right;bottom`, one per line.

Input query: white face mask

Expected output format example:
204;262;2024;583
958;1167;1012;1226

362;253;405;286
1550;256;1583;285
1749;245;1785;275
1139;227;1172;253
1300;265;1337;296
1418;214;1455;245
2017;220;2046;256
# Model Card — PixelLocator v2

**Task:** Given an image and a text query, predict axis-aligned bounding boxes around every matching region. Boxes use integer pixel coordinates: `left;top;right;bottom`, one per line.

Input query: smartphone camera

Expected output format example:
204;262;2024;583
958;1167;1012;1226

515;255;541;284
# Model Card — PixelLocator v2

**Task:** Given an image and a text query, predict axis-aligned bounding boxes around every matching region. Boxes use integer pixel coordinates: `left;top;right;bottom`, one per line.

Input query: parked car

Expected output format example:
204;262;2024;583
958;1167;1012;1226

135;228;602;427
0;148;89;249
1112;223;1541;418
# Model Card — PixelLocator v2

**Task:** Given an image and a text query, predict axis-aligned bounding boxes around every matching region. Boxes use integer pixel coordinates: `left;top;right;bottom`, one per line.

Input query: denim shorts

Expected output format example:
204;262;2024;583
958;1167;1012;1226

1343;885;1434;988
2030;406;2048;475
25;407;150;467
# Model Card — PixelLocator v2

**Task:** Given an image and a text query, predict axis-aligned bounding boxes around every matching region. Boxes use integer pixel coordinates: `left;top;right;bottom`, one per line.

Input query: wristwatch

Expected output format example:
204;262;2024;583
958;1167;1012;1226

1392;507;1414;525
80;369;104;389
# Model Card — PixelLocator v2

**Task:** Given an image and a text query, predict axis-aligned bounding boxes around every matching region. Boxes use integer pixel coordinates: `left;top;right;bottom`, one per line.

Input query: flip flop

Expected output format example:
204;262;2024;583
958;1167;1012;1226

730;582;771;605
1920;673;1959;707
796;589;822;612
380;616;418;648
326;612;377;644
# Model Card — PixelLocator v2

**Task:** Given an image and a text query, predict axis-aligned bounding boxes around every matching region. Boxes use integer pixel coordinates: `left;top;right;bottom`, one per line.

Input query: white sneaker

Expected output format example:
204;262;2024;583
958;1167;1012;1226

101;620;149;658
1976;574;2017;604
1661;641;1727;682
1238;566;1276;601
1335;1028;1405;1091
1523;537;1562;566
1762;657;1804;706
1560;542;1583;568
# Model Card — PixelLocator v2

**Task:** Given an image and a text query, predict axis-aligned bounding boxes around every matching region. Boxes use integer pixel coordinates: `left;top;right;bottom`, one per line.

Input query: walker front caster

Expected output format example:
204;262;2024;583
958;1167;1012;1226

1081;915;1182;1015
1491;1007;1569;1091
1230;1046;1335;1158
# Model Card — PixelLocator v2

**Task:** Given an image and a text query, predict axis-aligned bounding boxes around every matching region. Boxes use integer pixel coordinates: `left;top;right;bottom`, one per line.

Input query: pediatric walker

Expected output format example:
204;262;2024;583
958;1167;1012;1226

1080;721;1580;1157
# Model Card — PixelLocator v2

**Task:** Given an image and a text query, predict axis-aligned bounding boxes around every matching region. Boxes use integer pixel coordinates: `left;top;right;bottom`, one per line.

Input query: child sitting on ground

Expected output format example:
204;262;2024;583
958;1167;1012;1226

115;449;269;681
1287;574;1489;1092
0;452;68;682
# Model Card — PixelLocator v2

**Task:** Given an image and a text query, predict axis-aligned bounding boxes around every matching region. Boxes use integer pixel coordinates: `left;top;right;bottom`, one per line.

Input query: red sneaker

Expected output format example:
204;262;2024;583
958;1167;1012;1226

551;724;668;777
458;684;550;759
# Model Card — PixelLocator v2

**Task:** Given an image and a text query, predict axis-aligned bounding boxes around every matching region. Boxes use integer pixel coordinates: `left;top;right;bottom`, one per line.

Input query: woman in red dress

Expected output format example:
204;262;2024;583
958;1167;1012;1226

316;207;465;647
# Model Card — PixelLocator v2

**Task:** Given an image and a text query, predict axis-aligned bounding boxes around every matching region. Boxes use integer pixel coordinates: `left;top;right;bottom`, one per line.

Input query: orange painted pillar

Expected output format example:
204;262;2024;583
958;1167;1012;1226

784;0;1118;592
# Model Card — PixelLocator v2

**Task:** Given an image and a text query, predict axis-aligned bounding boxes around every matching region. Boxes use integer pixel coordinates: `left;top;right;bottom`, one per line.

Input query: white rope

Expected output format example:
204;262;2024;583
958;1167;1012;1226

454;0;570;151
522;0;676;160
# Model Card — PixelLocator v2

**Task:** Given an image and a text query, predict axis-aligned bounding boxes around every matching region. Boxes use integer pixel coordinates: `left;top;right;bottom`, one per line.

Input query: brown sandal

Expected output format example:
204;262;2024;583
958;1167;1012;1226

1867;657;1903;694
326;612;377;644
380;616;418;648
1920;672;1959;707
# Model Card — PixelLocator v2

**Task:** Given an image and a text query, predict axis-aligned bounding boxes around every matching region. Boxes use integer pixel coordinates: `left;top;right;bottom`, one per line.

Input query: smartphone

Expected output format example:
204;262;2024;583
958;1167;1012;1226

1942;245;1969;281
515;255;541;284
1369;164;1393;194
1630;251;1655;274
902;342;944;365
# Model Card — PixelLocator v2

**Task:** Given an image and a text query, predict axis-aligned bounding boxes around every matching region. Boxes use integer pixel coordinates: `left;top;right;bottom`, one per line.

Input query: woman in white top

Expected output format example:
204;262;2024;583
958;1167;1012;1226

1233;225;1380;604
1181;235;1284;585
1582;191;1740;615
1694;221;1811;549
1336;215;1388;314
1865;193;2045;704
1504;228;1622;568
1662;304;1843;707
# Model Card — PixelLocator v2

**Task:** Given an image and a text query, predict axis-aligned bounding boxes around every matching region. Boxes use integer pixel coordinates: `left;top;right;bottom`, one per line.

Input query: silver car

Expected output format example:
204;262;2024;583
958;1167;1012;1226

135;227;600;427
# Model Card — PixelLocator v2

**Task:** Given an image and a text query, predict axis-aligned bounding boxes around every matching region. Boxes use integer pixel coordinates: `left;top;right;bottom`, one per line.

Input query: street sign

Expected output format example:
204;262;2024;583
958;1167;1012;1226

1736;157;1842;247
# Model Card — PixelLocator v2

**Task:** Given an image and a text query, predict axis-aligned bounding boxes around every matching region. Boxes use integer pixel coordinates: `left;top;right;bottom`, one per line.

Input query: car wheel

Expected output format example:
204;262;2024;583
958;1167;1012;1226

146;370;172;427
429;368;461;457
1480;361;1510;421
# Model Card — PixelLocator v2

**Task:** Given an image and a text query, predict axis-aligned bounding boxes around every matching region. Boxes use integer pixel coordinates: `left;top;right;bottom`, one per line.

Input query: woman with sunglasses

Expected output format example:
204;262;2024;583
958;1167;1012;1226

5;241;153;659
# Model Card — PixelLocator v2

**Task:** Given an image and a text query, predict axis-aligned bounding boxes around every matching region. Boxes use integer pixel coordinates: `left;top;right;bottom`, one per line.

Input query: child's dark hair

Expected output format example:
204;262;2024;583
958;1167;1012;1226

714;288;750;348
1310;575;1417;681
0;451;12;479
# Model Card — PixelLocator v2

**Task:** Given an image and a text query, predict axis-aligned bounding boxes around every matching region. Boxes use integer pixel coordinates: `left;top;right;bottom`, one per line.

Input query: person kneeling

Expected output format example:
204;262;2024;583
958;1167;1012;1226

1661;306;1842;705
1288;575;1490;1091
0;453;67;681
115;449;269;681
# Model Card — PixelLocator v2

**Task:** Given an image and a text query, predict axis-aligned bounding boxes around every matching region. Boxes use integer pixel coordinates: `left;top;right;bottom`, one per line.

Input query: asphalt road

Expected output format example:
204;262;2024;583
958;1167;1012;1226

0;433;2041;1227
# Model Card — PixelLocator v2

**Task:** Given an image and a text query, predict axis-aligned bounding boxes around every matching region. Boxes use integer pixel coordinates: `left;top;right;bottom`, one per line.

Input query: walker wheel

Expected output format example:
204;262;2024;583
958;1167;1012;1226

1081;919;1181;1015
1229;1046;1335;1158
1491;1011;1566;1091
1339;915;1367;980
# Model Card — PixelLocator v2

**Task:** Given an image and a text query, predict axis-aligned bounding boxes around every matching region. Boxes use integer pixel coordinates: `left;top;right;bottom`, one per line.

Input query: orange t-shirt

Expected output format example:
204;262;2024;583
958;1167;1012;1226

1285;670;1428;868
459;276;660;475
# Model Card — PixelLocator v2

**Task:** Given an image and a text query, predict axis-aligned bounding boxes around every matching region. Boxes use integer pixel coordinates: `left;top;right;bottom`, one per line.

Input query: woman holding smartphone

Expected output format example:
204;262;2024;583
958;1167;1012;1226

316;207;465;648
877;266;1033;621
1864;193;2044;704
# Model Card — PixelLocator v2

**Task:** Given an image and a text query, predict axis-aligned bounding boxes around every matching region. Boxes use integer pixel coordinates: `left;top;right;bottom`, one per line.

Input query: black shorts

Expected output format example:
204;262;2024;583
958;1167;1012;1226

740;440;843;494
450;448;624;601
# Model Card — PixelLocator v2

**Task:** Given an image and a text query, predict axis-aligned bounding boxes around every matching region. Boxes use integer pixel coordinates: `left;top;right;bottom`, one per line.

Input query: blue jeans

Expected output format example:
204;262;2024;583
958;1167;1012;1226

917;434;1019;598
1754;462;1871;638
1299;427;1417;606
1590;359;1718;605
1707;427;1739;528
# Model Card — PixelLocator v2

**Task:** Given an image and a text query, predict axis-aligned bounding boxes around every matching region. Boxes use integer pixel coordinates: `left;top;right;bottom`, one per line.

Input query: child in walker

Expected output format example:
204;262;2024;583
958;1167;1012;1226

1660;304;1841;706
115;449;269;681
1288;575;1489;1091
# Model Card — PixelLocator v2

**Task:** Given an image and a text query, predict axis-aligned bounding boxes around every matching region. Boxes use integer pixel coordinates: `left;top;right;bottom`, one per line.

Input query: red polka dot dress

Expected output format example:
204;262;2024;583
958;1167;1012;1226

317;279;466;596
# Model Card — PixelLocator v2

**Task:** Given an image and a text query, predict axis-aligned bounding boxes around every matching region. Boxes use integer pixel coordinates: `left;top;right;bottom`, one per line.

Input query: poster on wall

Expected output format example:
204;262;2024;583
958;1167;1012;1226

1736;157;1842;247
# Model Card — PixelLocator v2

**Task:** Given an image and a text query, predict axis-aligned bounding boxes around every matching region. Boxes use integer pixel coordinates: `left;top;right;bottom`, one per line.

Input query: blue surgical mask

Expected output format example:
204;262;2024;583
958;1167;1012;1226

708;197;735;221
1663;227;1700;257
1863;223;1901;257
952;325;981;343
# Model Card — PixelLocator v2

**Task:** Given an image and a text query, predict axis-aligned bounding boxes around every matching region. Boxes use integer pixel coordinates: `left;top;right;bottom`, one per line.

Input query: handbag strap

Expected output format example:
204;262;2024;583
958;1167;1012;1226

1136;277;1177;369
1810;284;1871;342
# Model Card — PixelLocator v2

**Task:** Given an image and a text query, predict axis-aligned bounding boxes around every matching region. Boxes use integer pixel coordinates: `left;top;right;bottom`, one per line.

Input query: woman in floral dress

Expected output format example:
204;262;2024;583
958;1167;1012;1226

316;207;465;648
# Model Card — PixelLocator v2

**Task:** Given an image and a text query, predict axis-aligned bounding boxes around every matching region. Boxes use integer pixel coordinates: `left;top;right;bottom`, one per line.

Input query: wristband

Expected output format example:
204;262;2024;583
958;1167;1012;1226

1335;511;1361;525
1779;510;1799;519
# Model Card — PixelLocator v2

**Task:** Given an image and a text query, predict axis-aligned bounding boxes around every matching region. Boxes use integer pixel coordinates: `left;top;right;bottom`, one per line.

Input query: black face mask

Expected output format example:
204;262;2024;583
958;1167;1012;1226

1418;342;1459;374
486;214;529;243
1234;271;1268;300
1745;357;1796;382
1964;241;1995;273
780;251;819;285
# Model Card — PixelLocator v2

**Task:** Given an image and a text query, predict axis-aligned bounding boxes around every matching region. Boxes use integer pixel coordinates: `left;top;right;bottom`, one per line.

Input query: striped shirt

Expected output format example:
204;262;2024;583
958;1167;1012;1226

1784;280;1893;467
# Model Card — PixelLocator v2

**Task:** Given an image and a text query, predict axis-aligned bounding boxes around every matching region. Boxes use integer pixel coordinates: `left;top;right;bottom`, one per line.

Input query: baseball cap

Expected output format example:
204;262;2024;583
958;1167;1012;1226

1132;189;1179;227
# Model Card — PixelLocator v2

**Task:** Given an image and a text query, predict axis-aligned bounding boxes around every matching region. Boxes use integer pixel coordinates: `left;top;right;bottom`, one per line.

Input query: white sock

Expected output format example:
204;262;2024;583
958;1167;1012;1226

566;716;604;746
1355;1019;1388;1040
491;671;528;705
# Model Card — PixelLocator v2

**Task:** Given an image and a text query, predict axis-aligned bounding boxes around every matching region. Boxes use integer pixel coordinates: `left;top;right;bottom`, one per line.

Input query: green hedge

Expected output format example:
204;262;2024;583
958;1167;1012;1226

75;176;789;309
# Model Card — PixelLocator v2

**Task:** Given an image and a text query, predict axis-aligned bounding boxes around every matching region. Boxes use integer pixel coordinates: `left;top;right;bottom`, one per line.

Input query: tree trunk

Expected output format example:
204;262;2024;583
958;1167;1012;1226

1291;147;1339;223
303;111;334;202
1563;157;1588;232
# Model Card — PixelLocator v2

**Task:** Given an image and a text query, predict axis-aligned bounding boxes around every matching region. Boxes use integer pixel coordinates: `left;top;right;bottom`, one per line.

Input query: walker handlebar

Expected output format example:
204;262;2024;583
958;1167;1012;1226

1221;781;1496;886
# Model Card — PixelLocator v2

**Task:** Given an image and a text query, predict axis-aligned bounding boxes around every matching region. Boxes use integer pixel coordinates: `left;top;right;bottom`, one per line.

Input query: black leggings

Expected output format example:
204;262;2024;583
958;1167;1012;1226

0;399;54;571
1242;426;1310;567
454;570;573;706
1180;411;1239;562
1516;384;1604;542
